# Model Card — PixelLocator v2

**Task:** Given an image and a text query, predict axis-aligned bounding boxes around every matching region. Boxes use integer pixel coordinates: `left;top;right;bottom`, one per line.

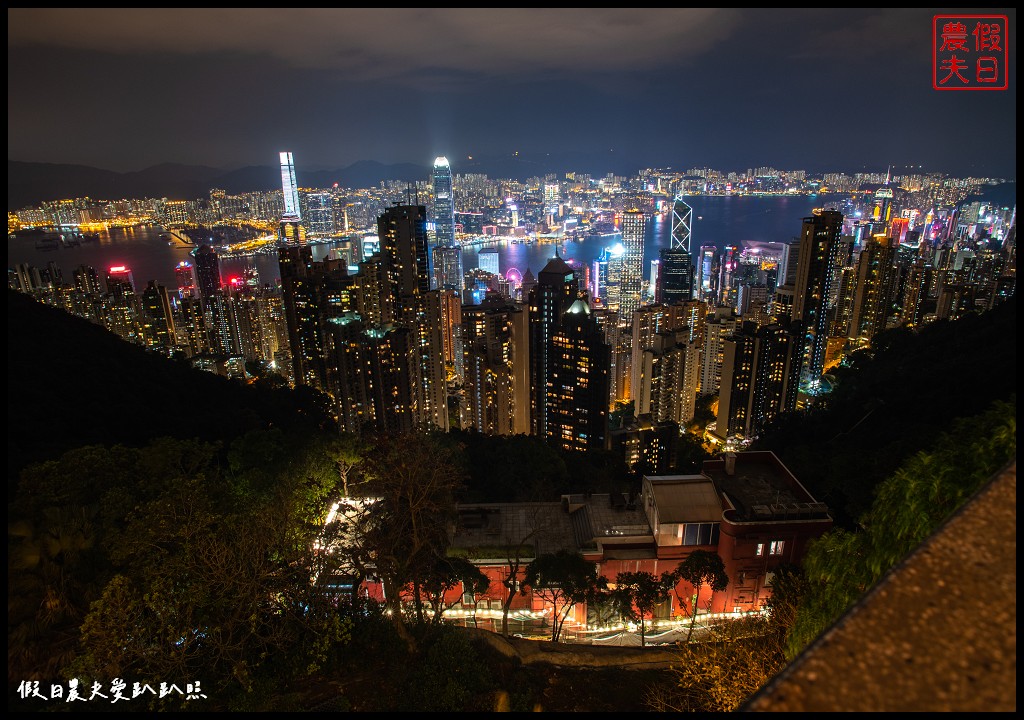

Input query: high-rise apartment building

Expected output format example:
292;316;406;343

73;264;103;296
432;244;464;292
849;232;897;341
700;306;740;396
377;204;448;430
105;265;136;298
715;320;802;441
546;299;611;452
175;261;197;299
329;314;418;435
140;281;176;349
304;191;335;236
462;295;530;435
792;210;844;381
528;254;580;437
278;243;351;392
194;245;221;302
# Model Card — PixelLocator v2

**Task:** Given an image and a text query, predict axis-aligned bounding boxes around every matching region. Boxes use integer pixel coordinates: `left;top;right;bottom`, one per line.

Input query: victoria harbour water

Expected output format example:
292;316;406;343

8;195;847;290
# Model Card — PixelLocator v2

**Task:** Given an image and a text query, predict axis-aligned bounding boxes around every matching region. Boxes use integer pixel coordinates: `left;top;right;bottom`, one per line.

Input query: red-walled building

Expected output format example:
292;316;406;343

357;450;832;637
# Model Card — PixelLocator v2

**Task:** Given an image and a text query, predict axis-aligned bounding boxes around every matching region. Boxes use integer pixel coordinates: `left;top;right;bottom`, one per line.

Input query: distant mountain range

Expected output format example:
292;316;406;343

9;156;1015;211
7;159;431;209
7;151;667;210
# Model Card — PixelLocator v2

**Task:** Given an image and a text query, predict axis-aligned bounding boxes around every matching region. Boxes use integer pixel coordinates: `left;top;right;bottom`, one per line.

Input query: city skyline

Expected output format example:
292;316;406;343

7;9;1017;178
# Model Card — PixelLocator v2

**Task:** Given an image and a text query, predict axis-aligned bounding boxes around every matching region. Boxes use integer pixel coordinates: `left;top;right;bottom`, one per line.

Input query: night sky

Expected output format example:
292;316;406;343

7;8;1017;177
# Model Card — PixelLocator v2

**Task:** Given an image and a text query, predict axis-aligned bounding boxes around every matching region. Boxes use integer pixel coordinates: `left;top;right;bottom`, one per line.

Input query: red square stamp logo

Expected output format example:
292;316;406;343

934;15;1009;90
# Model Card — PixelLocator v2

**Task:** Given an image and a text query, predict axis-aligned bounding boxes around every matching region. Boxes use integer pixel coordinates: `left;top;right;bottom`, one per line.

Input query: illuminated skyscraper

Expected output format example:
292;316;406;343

280;151;301;222
432;157;455;246
105;265;135;298
699;246;717;302
715;320;802;441
432;244;464;291
175;261;197;299
462;295;530;435
657;248;693;305
719;245;740;307
140;280;176;348
593;243;625;311
546;299;611;452
792;210;844;381
657;197;694;305
478;248;500;276
430;157;456;290
304;191;335;236
73;264;102;296
278;151;305;244
620;209;647;321
529;254;579;437
194;245;222;302
849;232;897;341
377;204;448;430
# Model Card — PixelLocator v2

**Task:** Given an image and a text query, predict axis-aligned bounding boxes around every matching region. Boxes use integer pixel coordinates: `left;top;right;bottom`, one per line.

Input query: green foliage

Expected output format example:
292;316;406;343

8;504;105;684
525;551;608;641
786;397;1016;659
342;431;466;645
609;571;676;646
673;550;730;639
9;432;356;709
648;616;787;712
752;297;1016;527
672;429;712;473
609;400;635;430
399;626;495;712
419;555;491;624
762;563;808;633
450;429;570;502
689;393;717;432
560;446;631;495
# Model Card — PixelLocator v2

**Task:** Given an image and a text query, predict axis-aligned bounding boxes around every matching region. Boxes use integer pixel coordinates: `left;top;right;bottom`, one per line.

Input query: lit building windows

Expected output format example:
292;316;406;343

769;540;785;555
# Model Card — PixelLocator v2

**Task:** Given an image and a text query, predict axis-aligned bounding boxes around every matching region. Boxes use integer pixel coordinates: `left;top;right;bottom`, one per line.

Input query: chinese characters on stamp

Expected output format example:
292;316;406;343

934;15;1008;90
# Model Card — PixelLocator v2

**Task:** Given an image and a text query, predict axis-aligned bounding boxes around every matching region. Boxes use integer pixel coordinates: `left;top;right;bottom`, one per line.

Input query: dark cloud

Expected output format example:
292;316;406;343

7;8;1016;177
